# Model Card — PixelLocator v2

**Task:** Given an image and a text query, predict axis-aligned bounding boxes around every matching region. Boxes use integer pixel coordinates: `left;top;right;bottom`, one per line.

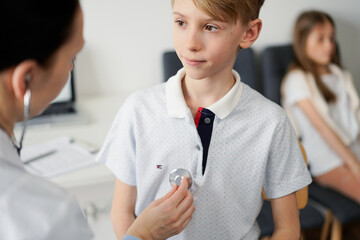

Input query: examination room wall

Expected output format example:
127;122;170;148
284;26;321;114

76;0;360;97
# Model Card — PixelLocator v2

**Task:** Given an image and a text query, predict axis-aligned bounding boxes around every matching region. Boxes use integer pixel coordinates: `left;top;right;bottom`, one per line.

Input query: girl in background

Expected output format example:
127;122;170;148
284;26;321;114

282;10;360;203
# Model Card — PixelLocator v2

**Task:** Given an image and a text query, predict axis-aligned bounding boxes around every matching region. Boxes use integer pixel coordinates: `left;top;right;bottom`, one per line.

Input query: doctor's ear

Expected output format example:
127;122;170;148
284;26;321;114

12;60;38;100
239;19;262;49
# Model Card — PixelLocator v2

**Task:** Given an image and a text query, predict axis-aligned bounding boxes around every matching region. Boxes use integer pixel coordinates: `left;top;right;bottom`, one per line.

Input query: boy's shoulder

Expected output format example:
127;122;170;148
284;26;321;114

239;83;286;123
125;82;167;108
241;84;282;112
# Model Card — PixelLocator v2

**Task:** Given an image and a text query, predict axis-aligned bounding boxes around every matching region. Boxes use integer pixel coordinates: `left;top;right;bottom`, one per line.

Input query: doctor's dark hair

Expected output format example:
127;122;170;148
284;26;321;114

291;10;339;103
0;0;79;72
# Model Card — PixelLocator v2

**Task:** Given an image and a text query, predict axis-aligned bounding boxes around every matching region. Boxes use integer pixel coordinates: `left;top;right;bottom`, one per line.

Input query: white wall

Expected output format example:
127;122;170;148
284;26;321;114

77;0;360;96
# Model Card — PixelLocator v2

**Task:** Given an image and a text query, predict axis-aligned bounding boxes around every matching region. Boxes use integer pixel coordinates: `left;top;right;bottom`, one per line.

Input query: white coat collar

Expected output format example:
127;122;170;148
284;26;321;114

0;128;25;170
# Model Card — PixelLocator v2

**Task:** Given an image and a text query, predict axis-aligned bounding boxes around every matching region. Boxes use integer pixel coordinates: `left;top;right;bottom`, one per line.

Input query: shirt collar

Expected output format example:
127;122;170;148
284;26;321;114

166;68;243;119
0;128;25;170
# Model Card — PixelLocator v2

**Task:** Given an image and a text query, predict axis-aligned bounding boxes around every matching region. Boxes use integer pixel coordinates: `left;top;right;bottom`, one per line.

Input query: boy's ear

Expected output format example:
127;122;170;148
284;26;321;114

239;19;262;49
12;60;38;100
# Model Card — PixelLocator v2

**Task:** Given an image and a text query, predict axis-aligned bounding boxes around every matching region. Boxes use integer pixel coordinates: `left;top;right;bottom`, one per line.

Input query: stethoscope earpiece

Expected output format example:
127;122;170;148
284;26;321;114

11;74;32;155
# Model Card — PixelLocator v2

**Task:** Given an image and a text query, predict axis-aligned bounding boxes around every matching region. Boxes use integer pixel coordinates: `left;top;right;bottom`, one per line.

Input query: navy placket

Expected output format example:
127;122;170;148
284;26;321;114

194;107;215;175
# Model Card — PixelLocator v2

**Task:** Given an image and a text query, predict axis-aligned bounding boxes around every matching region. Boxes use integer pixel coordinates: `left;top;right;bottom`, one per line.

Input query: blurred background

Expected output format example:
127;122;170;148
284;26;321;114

76;0;360;97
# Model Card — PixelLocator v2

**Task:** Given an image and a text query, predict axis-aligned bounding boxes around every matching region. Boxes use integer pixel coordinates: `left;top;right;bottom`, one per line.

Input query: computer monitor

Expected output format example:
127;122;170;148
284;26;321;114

51;73;74;104
40;70;76;115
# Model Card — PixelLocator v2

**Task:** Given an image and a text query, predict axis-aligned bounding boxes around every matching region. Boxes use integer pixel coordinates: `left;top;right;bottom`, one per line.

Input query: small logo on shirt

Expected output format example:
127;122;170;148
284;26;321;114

156;165;162;169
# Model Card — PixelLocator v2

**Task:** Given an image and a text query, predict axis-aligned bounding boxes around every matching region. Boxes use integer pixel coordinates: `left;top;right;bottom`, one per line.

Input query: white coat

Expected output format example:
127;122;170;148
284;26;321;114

0;128;93;240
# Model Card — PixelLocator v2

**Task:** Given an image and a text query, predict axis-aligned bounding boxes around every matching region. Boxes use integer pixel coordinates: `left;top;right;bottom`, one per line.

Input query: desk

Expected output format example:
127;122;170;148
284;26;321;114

18;94;128;188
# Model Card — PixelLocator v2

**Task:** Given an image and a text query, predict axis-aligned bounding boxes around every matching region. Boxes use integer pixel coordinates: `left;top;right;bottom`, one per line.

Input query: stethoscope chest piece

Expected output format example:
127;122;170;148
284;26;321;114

169;168;192;189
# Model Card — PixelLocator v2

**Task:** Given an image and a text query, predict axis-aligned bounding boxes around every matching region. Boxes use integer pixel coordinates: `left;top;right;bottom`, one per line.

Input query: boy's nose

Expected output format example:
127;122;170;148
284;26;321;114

186;29;202;52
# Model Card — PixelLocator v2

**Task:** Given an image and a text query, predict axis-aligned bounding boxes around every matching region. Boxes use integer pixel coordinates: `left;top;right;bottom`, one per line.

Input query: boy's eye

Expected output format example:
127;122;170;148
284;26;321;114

204;25;218;32
175;20;186;27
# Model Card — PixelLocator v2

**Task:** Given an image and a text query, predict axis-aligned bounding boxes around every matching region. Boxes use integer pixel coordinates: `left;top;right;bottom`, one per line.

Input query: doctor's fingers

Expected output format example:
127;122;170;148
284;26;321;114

180;207;195;230
169;200;195;235
153;185;178;206
175;191;194;216
178;196;195;222
169;178;190;206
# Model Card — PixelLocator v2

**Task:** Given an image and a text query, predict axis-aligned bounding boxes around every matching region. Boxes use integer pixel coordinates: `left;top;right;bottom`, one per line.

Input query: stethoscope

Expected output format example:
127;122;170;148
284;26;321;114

169;168;192;189
12;75;31;155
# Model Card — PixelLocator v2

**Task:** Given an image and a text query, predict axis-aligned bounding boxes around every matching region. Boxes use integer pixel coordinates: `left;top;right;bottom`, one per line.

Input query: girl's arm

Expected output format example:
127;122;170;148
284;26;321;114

296;99;360;179
270;193;300;240
111;179;137;240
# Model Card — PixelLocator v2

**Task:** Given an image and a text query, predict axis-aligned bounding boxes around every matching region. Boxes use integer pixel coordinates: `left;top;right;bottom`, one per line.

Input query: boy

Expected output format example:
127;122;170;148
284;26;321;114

98;0;312;239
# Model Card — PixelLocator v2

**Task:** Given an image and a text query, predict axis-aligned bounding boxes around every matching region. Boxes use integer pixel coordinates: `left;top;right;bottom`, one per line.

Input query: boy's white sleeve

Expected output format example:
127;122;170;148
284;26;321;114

97;97;137;186
263;114;312;199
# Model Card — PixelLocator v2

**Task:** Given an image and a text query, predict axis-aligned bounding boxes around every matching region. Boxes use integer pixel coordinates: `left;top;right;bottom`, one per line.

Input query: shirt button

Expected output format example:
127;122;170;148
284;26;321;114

204;117;211;124
195;145;201;150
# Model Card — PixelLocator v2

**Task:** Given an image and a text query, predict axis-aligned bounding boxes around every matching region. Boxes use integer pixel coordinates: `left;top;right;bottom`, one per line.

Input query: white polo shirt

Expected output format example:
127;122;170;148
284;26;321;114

98;69;312;239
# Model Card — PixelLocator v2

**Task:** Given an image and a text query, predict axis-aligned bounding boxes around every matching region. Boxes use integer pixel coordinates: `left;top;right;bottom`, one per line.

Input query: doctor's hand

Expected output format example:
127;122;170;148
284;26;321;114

125;178;195;240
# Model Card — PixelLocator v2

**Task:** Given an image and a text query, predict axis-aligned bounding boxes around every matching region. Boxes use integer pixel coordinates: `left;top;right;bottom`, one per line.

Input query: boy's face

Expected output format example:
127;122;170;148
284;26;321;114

172;0;248;81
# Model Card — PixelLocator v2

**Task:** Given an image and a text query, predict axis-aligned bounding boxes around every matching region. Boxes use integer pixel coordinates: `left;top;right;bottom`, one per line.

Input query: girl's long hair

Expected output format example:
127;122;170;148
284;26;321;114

290;10;341;103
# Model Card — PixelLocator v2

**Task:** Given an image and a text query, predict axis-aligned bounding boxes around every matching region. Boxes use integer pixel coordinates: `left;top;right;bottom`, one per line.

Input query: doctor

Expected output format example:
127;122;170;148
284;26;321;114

0;0;194;239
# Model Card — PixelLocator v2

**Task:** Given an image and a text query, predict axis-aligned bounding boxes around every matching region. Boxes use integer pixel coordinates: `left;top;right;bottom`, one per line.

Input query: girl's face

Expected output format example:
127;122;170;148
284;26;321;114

305;20;335;67
30;7;85;117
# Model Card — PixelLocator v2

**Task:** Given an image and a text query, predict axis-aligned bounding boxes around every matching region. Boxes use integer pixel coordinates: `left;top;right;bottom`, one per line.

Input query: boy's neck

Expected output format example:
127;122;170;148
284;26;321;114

182;70;235;118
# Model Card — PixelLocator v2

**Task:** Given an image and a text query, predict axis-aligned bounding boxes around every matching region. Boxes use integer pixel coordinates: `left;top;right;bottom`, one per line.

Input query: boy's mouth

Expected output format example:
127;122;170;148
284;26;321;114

183;57;206;66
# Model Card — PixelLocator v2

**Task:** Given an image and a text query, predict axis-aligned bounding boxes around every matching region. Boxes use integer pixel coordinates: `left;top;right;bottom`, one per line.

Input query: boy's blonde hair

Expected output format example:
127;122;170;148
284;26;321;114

171;0;265;24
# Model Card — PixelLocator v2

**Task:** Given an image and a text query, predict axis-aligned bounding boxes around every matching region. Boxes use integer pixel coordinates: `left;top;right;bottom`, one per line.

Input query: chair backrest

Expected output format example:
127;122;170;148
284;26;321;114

262;140;308;210
233;48;260;92
162;48;261;93
162;51;182;82
261;44;295;105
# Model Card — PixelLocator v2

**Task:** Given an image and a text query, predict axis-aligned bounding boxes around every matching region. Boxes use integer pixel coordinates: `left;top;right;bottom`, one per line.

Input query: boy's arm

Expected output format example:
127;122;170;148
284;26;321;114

111;179;137;240
270;193;300;240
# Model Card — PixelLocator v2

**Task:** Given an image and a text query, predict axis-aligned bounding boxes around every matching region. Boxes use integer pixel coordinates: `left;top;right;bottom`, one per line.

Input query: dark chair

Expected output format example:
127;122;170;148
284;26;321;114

261;43;360;240
261;44;295;105
257;201;325;239
162;51;182;82
309;182;360;239
162;48;262;94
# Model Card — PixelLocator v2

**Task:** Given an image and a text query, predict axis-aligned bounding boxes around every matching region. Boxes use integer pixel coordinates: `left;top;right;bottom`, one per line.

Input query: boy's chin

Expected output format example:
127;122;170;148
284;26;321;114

184;68;209;80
